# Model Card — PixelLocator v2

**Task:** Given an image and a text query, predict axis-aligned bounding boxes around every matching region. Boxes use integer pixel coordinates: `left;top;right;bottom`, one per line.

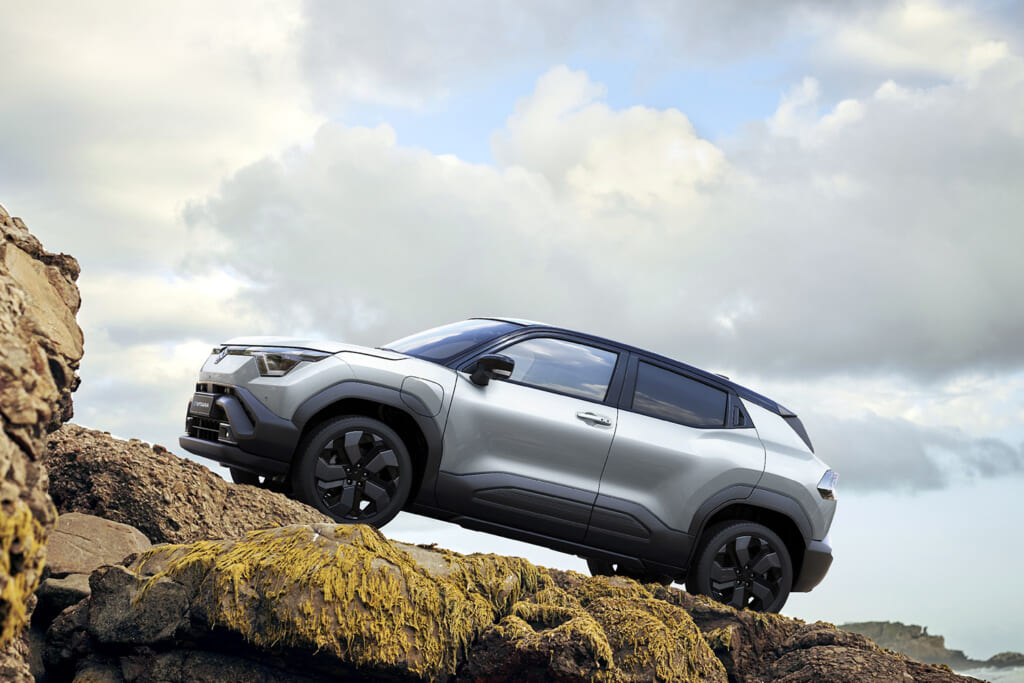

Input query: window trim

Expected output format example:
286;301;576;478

621;354;747;430
460;332;627;406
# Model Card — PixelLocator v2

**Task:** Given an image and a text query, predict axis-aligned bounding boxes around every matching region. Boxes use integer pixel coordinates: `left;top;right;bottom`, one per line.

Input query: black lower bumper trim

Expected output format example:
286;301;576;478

178;436;290;477
793;537;833;592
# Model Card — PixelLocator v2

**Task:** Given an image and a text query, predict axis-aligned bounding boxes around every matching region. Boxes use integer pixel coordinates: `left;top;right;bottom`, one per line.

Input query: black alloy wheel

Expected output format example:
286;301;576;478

586;558;674;586
688;521;793;613
291;416;412;527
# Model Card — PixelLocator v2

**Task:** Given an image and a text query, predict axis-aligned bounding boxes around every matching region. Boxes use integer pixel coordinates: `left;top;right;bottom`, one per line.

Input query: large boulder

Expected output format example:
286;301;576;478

42;520;982;683
0;203;82;680
45;523;727;682
45;512;152;576
43;424;334;544
35;513;152;626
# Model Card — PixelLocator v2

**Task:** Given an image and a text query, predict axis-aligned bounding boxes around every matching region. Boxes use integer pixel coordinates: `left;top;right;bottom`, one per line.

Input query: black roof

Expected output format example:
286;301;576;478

478;317;788;417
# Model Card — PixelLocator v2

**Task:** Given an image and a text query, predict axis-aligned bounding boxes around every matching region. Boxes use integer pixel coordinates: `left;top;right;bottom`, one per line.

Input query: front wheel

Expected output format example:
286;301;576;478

291;416;412;527
688;521;793;613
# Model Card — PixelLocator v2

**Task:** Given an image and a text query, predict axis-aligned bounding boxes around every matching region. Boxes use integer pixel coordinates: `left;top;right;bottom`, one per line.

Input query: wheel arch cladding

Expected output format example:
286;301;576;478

697;502;807;590
292;383;441;503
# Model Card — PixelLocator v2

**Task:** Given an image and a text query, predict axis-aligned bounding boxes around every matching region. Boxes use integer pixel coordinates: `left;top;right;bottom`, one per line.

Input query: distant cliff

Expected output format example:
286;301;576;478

842;621;1024;670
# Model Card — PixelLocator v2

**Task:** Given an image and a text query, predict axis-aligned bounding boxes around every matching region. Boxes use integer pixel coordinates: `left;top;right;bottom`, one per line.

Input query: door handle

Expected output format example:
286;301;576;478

576;411;612;427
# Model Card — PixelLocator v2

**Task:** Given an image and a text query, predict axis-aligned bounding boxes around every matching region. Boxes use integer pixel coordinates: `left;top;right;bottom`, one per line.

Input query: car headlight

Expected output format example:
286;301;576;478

212;346;331;377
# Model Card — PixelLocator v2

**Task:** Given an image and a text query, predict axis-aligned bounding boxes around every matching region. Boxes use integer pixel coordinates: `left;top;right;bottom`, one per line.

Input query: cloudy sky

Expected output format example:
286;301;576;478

4;0;1023;659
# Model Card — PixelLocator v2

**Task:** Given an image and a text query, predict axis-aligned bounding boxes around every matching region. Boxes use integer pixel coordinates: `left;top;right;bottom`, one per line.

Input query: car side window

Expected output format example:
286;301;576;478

632;361;727;428
496;337;618;402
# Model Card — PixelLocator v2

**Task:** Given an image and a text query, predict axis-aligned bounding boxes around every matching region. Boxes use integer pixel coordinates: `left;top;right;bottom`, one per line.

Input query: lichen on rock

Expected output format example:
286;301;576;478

118;524;728;682
0;203;82;680
132;524;515;679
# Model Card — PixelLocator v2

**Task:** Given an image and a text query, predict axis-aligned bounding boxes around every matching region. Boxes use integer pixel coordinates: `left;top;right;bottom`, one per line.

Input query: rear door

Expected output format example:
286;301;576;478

438;335;623;542
586;356;766;563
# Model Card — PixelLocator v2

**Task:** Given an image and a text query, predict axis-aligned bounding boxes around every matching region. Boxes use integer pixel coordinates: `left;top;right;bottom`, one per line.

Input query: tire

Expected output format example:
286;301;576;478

688;521;793;613
586;558;674;586
291;416;412;528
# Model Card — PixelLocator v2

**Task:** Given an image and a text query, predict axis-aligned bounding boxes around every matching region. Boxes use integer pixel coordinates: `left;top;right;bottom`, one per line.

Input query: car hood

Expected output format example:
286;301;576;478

221;336;405;360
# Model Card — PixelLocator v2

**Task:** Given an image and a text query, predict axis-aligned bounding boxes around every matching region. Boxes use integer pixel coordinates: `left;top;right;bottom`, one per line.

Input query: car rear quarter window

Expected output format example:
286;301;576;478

498;337;618;401
632;361;727;428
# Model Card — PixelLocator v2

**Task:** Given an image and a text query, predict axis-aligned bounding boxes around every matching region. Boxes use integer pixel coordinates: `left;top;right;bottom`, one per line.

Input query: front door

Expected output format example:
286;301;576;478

438;336;620;542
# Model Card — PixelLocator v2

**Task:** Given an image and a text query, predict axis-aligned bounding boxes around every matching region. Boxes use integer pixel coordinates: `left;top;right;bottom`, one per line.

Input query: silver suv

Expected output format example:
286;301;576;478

180;318;836;612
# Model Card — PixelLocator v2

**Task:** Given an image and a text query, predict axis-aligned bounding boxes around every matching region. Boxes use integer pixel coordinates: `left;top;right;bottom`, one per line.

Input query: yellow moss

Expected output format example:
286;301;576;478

587;596;726;682
492;614;532;641
748;609;794;629
132;526;730;682
704;626;733;650
510;599;579;628
133;524;536;679
569;574;654;607
501;609;615;673
0;500;49;646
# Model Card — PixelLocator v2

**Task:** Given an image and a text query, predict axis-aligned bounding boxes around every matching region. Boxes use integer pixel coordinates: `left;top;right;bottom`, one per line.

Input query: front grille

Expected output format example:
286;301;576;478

187;384;230;443
196;382;232;395
188;416;222;442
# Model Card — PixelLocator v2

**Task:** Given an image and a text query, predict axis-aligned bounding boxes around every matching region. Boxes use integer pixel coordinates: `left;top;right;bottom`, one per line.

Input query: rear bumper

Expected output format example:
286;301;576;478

793;535;833;592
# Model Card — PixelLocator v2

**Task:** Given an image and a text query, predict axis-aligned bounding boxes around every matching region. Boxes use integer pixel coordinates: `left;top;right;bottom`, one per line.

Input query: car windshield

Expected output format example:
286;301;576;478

383;319;522;363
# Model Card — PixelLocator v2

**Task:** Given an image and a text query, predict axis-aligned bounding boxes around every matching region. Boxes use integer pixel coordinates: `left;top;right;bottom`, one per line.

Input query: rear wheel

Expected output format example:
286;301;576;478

688;521;793;613
291;416;412;527
586;558;674;586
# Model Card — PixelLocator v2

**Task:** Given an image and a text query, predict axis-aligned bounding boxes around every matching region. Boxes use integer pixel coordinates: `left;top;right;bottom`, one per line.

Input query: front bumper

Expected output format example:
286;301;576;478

792;535;833;592
180;384;299;474
178;436;290;476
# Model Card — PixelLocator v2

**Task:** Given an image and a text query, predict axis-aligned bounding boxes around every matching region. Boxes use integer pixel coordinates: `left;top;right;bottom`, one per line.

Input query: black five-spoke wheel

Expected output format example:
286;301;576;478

291;416;412;527
688;521;793;613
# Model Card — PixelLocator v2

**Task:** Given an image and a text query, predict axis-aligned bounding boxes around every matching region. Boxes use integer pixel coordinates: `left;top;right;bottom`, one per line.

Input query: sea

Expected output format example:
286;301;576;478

957;666;1024;682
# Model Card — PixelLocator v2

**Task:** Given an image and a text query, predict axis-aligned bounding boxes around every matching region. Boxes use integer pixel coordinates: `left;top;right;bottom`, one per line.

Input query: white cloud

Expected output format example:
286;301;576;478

0;1;322;266
77;270;264;344
825;0;1013;81
494;66;729;210
186;56;1024;385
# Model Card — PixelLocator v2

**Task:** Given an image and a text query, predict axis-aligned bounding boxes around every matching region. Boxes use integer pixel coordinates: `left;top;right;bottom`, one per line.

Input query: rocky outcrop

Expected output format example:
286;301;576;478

35;513;152;625
0;203;82;680
45;524;725;682
40;522;981;682
842;621;1024;671
43;424;334;544
34;423;987;681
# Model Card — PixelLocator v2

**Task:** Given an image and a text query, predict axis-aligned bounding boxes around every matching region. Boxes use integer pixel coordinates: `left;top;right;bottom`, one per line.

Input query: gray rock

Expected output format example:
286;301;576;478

87;565;189;645
47;512;151;576
37;573;91;616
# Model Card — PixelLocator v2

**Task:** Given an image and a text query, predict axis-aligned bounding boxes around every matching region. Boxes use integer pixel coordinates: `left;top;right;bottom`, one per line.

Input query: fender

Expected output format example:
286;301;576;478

292;381;445;507
688;485;812;545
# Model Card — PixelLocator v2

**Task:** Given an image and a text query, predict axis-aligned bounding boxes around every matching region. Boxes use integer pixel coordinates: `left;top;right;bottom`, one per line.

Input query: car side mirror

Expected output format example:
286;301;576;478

469;354;515;386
